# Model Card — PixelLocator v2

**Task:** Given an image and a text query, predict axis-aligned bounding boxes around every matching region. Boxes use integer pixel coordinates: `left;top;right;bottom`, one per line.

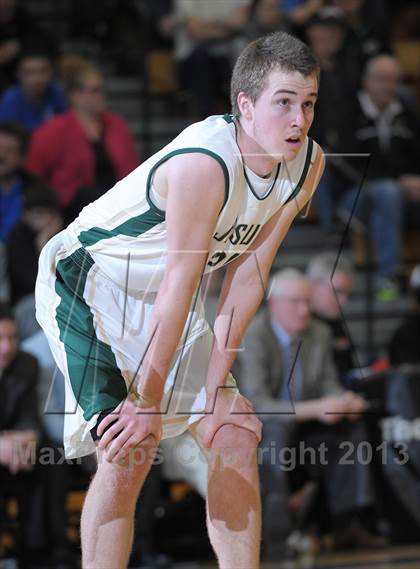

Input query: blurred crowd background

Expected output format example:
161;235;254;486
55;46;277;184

0;0;420;568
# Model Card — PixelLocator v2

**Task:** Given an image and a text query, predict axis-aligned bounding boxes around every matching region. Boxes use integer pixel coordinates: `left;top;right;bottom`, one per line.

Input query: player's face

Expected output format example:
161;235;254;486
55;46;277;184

251;69;318;162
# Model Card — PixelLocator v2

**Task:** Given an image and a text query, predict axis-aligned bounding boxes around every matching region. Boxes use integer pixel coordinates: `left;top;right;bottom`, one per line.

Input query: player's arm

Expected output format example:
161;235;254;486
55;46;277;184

97;154;226;459
205;148;325;405
133;153;226;405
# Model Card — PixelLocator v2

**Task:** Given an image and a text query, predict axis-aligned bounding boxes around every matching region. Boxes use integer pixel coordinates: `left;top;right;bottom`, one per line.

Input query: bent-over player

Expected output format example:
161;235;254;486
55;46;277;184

36;31;324;569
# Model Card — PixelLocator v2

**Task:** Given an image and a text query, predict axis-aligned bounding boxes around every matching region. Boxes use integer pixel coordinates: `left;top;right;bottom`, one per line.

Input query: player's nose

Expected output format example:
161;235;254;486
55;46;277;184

291;108;305;128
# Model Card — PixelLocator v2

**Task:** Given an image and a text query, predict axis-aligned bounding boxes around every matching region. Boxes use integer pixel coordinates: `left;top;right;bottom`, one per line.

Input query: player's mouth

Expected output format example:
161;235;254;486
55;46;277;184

285;136;301;148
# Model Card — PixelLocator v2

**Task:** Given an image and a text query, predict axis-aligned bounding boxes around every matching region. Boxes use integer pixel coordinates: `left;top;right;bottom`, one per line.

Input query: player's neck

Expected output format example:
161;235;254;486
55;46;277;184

235;118;278;178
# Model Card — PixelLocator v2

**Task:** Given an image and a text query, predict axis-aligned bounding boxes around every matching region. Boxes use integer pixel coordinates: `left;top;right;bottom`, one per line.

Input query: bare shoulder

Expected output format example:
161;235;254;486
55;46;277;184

167;151;227;182
153;151;227;209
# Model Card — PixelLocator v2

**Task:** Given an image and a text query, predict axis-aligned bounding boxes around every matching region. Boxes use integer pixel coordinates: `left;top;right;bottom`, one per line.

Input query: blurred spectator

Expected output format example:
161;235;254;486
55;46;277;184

173;0;251;117
388;264;420;366
336;54;420;299
6;185;62;304
14;294;38;341
0;121;30;243
0;242;10;301
22;329;81;568
25;57;139;213
305;7;359;230
149;0;175;50
307;252;357;384
0;48;66;132
331;0;391;73
239;269;382;558
0;301;43;565
22;329;64;445
244;0;290;41
0;0;54;92
280;0;324;29
306;7;354;147
69;0;148;74
392;1;420;43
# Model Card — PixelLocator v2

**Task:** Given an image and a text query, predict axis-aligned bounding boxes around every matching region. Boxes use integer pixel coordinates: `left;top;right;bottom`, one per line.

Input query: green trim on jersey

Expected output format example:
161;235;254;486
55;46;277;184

222;114;235;124
244;162;281;201
78;207;165;248
284;138;314;204
54;247;127;421
77;148;229;248
146;147;230;216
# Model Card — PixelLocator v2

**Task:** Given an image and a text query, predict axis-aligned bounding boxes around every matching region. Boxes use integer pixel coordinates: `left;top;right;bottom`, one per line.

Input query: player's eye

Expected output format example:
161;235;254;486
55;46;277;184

278;98;289;107
303;100;314;109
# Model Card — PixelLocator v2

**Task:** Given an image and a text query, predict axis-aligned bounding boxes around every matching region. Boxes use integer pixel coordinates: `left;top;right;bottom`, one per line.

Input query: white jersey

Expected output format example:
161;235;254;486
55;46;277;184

36;114;320;458
62;114;318;295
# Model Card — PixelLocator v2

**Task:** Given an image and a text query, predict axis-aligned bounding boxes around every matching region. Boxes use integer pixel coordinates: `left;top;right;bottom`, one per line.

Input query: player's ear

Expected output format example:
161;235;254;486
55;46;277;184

237;92;253;120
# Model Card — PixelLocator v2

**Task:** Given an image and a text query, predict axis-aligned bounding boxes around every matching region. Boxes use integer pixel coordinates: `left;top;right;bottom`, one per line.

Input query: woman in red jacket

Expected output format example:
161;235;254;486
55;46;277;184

25;58;139;215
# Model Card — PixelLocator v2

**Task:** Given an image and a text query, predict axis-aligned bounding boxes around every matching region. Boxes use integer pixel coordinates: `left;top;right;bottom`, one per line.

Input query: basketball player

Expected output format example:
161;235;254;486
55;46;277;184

36;32;324;568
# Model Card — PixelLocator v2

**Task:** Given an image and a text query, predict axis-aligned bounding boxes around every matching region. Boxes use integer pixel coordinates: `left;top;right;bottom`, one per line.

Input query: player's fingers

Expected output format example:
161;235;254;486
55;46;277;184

234;410;262;438
105;428;134;462
243;401;255;414
96;412;119;438
98;420;125;450
114;433;158;466
231;400;255;415
113;436;144;465
241;396;255;409
244;417;263;442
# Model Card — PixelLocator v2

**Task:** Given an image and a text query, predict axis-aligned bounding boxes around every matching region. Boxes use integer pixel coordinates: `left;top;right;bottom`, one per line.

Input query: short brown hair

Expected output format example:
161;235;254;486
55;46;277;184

230;31;319;117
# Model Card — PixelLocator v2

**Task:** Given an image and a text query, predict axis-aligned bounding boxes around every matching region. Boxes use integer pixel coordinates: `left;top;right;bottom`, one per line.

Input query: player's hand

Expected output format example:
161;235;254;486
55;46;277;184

96;395;162;464
199;387;262;449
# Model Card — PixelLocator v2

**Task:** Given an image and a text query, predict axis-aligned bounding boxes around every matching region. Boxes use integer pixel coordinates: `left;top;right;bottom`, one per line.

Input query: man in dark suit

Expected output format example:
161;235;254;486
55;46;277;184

238;269;382;558
0;302;42;566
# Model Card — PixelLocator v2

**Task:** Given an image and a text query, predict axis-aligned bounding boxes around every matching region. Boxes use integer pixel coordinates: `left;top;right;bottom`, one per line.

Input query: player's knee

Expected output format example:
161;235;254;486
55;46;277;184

210;425;259;474
212;424;259;453
97;435;157;484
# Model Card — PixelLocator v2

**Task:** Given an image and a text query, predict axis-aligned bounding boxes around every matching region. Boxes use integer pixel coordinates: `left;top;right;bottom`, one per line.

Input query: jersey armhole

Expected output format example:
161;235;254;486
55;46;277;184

283;138;315;205
145;147;230;216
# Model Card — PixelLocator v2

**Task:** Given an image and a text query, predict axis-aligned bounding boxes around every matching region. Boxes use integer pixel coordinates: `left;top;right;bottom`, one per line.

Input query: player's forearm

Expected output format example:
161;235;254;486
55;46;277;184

205;280;265;401
134;277;200;404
